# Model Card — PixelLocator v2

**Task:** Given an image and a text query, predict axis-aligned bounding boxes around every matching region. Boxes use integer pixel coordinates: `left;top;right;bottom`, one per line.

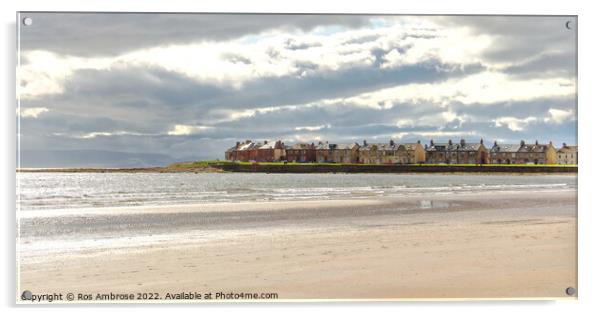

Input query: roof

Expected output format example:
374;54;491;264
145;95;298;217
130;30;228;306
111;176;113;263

335;143;359;150
517;144;548;153
426;143;450;151
427;141;483;152
285;143;316;150
287;143;315;150
403;143;422;151
258;140;285;150
451;143;483;151
238;142;260;151
557;145;577;153
225;146;237;153
491;144;521;153
360;143;400;151
258;141;277;150
315;142;331;150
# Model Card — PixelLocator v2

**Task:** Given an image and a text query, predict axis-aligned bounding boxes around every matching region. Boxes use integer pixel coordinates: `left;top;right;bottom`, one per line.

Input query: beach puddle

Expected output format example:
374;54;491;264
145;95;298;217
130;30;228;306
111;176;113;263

419;200;452;209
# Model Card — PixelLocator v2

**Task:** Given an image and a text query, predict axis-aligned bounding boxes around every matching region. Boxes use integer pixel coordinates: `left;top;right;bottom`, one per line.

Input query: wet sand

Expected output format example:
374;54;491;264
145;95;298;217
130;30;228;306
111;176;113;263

18;190;577;300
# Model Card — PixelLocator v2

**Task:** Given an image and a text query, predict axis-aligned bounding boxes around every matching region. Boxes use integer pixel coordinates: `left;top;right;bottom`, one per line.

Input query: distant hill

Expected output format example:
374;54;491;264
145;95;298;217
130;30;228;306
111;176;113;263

18;150;176;168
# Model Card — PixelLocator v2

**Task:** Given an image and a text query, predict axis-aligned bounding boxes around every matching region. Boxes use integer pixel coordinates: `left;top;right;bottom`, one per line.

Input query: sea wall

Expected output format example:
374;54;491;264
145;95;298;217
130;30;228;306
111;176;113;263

217;164;578;174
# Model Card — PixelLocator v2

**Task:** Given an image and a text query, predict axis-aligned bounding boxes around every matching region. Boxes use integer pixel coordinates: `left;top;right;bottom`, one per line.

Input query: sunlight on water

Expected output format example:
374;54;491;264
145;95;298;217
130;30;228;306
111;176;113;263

16;173;577;211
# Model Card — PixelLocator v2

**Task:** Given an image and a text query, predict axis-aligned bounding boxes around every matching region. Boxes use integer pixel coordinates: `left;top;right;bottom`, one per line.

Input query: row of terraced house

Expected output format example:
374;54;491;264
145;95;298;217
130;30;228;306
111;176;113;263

225;139;577;165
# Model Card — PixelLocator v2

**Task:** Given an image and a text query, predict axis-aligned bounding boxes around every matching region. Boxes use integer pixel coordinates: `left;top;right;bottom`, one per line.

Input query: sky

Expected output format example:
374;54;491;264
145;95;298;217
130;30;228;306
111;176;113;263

17;13;577;163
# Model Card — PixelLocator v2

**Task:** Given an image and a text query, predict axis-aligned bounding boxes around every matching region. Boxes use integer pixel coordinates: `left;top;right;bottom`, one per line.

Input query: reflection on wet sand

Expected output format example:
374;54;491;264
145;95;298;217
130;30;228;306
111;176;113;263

19;190;577;299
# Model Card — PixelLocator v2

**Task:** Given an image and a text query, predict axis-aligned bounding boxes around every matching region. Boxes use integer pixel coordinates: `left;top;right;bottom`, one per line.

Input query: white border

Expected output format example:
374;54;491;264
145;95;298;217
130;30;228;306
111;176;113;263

3;0;601;315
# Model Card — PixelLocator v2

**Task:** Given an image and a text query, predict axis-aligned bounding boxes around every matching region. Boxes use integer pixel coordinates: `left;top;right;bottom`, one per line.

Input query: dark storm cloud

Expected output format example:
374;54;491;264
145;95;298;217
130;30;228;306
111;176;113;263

19;12;372;56
19;95;577;160
22;57;484;126
502;52;576;78
214;99;446;133
19;53;480;157
451;96;576;119
19;110;162;137
19;67;576;160
205;95;576;148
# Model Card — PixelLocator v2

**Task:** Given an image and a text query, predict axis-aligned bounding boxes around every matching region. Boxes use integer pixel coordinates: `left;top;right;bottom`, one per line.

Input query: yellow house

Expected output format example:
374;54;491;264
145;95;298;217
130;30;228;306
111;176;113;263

358;140;378;164
516;140;557;164
557;143;577;165
359;140;426;164
401;141;426;164
332;143;360;163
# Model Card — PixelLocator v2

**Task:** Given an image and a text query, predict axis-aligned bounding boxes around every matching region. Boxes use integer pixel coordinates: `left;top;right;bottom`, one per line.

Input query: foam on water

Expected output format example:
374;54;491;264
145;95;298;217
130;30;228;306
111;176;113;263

17;173;576;211
16;173;577;258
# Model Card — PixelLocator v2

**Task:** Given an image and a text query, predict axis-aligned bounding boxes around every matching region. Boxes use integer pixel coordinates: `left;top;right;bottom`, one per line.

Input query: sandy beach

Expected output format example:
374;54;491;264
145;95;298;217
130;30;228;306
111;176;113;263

18;190;577;301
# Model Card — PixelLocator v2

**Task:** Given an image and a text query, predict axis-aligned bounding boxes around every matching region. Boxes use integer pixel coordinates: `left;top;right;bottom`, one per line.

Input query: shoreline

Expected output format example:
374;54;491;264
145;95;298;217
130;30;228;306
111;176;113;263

16;161;578;174
17;169;578;175
18;189;575;218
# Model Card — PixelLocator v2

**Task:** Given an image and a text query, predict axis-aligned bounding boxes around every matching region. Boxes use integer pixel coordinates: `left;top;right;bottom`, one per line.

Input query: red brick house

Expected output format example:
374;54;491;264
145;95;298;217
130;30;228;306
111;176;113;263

256;140;286;162
285;143;316;163
236;140;260;162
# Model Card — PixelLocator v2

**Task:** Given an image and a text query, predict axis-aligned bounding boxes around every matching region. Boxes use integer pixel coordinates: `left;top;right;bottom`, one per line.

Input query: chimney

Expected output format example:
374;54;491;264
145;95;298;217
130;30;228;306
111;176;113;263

448;139;453;146
493;140;498;147
236;141;240;148
535;140;539;146
389;139;395;146
318;141;323;145
264;140;268;145
363;139;367;146
460;139;466;147
417;140;421;144
563;142;567;147
520;140;525;147
480;138;484;144
430;139;434;146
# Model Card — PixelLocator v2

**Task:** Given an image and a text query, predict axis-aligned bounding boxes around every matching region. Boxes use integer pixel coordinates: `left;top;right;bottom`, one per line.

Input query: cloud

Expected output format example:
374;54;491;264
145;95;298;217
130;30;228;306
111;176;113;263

391;130;476;138
19;13;372;56
17;14;577;165
324;71;574;109
285;133;326;143
494;116;538;132
395;119;414;128
61;131;158;139
17;107;49;118
167;125;213;136
493;107;574;132
294;124;331;132
19;19;454;100
503;52;576;79
428;16;576;79
545;108;574;124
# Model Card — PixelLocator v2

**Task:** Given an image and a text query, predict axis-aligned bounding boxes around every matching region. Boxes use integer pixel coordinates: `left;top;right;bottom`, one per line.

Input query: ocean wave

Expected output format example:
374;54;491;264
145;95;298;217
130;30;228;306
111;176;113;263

17;173;576;211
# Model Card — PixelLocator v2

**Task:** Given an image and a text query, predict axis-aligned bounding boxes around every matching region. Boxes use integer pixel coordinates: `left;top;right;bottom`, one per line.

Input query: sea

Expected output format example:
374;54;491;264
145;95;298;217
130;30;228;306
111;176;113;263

17;172;577;211
16;172;577;259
